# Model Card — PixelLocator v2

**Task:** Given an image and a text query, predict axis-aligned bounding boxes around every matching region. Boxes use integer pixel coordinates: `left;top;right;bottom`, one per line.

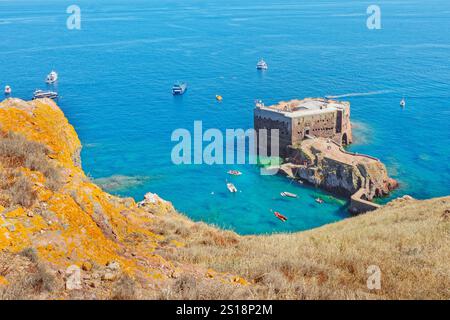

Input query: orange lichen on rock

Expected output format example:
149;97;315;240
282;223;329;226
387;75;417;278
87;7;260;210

0;99;81;171
0;98;249;299
0;98;172;279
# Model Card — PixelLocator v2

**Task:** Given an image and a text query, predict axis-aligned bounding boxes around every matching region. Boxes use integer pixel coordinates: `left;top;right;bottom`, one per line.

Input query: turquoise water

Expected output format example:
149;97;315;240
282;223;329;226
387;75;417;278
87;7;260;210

1;0;449;234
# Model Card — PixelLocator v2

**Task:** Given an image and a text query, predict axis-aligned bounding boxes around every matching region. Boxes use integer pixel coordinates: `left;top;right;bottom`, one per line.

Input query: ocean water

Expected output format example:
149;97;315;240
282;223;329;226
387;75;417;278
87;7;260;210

1;0;449;234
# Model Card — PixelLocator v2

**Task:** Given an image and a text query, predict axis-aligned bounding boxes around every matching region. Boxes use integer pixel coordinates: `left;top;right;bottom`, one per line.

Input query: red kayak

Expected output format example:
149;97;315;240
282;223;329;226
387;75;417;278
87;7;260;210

274;211;288;222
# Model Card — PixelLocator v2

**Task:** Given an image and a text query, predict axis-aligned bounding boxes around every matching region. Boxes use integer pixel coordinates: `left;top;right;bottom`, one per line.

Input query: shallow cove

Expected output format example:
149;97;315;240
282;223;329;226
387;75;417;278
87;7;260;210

1;0;449;234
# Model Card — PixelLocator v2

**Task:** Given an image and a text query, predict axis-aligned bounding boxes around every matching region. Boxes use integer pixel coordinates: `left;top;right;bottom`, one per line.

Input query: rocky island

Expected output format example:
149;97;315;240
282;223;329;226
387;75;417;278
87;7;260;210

0;98;448;300
254;98;398;213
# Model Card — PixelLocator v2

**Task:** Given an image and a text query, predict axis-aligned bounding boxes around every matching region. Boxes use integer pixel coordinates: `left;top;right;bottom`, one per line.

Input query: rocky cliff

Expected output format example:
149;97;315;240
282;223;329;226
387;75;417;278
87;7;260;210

283;138;398;201
0;99;448;300
0;98;246;299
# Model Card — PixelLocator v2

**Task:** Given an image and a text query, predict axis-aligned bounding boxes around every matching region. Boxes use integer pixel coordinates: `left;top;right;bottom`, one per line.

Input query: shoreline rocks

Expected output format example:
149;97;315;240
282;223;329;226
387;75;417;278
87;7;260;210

280;138;398;212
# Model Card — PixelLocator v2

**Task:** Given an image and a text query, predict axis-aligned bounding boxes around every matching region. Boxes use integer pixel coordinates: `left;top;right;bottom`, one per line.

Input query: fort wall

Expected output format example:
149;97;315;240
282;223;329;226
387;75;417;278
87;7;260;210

254;98;353;157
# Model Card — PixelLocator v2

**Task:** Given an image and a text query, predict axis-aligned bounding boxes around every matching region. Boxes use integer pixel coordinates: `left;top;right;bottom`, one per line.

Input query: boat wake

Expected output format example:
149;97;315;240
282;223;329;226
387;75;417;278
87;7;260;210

326;90;393;99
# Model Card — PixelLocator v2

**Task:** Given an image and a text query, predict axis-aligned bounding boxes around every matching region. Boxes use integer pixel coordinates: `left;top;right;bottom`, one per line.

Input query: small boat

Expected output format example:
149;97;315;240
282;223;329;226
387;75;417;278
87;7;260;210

46;71;58;84
172;82;187;95
4;85;11;95
400;98;406;107
315;198;324;204
227;170;242;176
281;192;298;198
256;59;268;70
33;90;58;100
274;211;288;222
216;95;223;102
227;182;238;193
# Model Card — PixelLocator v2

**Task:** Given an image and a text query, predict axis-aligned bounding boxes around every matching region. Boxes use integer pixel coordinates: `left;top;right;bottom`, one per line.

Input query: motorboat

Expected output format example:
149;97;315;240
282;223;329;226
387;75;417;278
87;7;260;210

172;82;187;95
227;170;242;176
33;90;58;100
274;211;288;222
46;71;58;84
256;59;268;70
400;98;406;108
216;95;223;101
281;192;298;198
315;198;324;204
227;182;238;193
4;85;11;95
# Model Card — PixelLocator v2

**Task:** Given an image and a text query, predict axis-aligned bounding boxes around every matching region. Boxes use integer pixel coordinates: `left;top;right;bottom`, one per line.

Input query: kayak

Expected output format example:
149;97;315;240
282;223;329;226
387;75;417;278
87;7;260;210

274;211;288;222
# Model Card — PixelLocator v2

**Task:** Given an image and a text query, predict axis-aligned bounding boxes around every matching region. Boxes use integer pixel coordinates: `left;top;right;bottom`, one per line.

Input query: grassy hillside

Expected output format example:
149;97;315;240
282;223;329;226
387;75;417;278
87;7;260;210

155;195;449;299
0;98;448;300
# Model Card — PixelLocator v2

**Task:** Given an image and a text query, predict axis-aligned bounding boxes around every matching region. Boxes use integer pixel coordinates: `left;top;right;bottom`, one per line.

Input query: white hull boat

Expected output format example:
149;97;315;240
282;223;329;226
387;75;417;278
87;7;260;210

281;192;298;198
33;90;58;100
227;170;242;176
46;71;58;84
256;59;268;70
227;183;238;193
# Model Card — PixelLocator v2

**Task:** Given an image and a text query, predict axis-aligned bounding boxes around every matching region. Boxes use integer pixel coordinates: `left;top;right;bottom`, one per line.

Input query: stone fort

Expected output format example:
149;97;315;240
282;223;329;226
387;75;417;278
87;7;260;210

254;98;353;157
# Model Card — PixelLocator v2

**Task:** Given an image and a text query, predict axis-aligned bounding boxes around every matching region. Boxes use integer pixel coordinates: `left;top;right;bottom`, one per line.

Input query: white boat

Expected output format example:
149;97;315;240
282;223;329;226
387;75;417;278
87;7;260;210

400;98;406;107
4;85;11;95
46;71;58;84
281;192;298;198
227;182;238;193
33;90;58;100
256;59;268;70
172;82;187;95
227;170;242;176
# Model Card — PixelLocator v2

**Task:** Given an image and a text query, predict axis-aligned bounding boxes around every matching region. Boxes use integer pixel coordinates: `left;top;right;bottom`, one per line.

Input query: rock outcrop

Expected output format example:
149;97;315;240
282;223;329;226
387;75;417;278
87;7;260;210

0;98;245;299
281;138;398;201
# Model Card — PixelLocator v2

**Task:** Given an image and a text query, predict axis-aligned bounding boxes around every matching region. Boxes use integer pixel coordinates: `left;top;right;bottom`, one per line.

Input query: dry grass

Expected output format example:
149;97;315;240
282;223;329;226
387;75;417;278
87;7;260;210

0;171;37;208
110;274;138;300
0;131;62;192
153;197;450;300
20;248;39;264
0;252;58;300
10;173;37;207
159;274;253;300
